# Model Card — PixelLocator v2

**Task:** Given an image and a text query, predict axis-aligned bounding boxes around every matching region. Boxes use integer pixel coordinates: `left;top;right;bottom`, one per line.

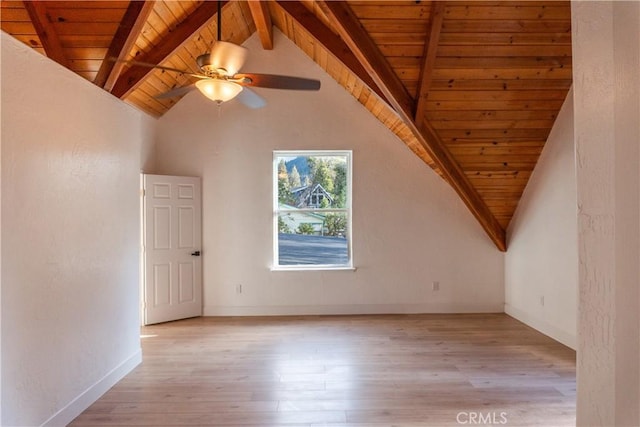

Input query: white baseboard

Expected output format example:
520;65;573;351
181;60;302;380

204;303;503;317
41;349;142;427
505;303;576;350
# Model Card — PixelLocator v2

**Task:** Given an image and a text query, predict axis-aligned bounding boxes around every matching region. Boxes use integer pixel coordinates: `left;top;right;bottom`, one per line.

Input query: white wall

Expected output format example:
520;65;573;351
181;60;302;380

1;32;155;426
155;30;504;316
0;30;3;425
572;2;640;425
504;89;577;349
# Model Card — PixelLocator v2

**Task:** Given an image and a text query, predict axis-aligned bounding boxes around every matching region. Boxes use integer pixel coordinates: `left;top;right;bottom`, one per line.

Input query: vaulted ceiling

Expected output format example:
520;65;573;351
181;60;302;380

0;1;573;251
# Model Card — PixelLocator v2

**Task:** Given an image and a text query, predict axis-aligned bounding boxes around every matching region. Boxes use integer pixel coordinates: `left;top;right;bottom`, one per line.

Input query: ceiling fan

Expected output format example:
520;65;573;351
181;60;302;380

113;1;320;109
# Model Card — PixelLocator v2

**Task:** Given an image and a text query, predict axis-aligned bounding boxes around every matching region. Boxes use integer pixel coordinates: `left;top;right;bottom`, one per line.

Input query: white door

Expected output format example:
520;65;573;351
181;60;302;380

143;174;202;325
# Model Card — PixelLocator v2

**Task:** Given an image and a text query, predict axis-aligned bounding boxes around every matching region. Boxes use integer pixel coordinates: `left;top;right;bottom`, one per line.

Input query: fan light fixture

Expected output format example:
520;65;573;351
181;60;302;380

195;79;243;104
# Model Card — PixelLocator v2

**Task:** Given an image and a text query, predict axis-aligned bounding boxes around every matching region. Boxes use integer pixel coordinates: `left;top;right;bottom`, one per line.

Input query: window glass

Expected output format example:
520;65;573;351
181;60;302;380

273;151;352;269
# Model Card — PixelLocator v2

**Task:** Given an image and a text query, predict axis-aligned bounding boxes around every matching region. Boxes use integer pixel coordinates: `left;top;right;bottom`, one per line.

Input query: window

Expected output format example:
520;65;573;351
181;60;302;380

273;151;352;269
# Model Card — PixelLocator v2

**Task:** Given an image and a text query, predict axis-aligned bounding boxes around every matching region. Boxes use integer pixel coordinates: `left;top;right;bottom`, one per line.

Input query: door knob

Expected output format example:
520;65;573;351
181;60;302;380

191;251;201;256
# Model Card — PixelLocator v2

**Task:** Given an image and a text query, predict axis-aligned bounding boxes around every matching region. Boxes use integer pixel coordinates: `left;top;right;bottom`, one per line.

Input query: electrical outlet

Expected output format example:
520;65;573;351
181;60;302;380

236;284;242;294
540;296;544;306
432;281;440;291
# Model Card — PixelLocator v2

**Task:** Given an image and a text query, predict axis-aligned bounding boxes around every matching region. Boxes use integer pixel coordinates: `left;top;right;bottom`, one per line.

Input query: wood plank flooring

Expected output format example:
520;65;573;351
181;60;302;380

69;314;576;426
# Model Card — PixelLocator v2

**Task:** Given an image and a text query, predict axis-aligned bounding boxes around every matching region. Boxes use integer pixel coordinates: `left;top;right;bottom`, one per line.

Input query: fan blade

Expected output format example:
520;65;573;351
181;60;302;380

235;73;321;91
155;84;197;99
203;41;248;76
108;58;207;79
236;87;266;109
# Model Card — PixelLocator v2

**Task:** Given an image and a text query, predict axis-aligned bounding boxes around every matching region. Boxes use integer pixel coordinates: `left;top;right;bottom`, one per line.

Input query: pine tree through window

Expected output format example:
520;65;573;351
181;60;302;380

273;151;352;269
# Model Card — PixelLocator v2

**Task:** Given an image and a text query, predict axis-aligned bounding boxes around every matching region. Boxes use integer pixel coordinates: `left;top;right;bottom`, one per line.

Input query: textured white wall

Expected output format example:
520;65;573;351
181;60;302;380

0;31;3;424
155;30;504;316
1;32;155;426
504;90;577;349
611;3;640;423
572;2;640;425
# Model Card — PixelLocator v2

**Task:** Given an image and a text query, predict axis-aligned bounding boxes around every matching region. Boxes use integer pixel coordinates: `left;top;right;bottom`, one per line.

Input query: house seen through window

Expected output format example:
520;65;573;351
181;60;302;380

273;151;352;269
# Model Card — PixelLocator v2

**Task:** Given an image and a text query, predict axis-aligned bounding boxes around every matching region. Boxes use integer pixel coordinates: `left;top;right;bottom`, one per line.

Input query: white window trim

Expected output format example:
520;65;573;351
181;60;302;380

272;150;353;271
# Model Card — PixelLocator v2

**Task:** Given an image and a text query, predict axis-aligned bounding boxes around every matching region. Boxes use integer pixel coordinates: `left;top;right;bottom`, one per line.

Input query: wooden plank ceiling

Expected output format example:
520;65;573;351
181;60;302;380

0;0;572;251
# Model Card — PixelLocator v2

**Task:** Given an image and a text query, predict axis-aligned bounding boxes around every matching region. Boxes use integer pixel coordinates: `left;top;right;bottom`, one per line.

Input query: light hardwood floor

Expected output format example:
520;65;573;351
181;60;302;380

70;314;576;426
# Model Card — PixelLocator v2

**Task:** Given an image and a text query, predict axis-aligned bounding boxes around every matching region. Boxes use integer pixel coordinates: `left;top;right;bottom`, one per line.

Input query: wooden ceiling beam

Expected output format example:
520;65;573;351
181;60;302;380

248;0;273;50
111;1;227;99
274;0;388;104
316;1;415;117
23;0;70;69
414;1;445;126
95;0;155;91
316;1;506;251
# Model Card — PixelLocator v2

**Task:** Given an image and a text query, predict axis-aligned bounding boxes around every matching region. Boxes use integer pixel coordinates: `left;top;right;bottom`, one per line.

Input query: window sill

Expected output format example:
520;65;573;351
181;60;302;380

271;265;357;272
